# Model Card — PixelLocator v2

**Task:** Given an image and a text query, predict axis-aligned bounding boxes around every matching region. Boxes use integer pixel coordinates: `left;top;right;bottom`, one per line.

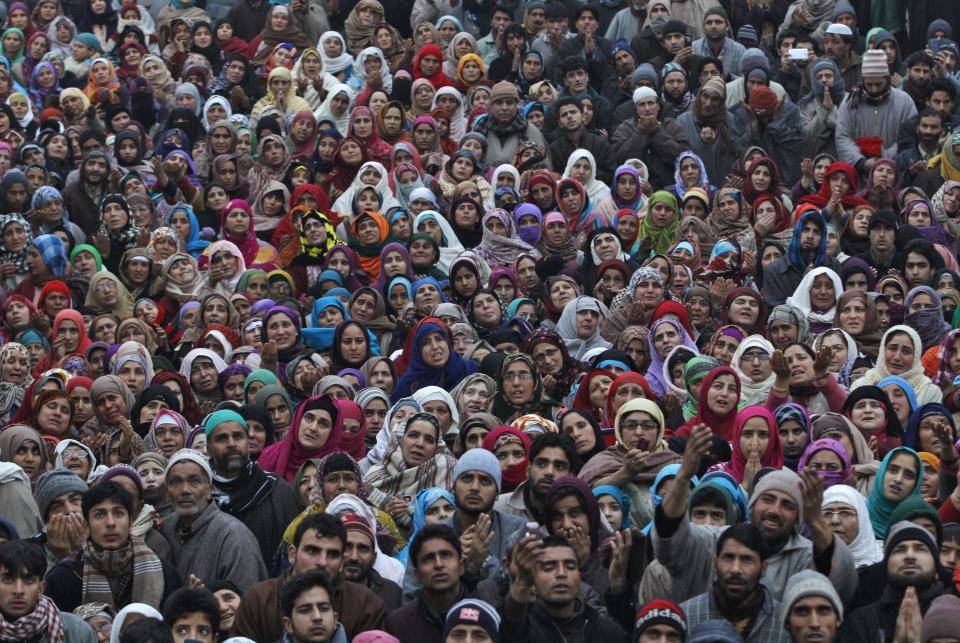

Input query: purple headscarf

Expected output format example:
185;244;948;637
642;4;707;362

646;318;699;398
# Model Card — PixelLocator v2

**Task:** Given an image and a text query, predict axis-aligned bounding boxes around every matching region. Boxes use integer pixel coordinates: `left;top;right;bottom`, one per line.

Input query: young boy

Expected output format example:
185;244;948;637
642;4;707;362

163;587;221;643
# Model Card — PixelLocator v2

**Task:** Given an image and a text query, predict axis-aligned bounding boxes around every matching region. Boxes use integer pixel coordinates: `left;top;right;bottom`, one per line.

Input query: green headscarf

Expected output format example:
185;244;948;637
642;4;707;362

237;268;268;292
639;190;680;255
1;29;25;64
681;356;719;420
70;244;103;272
243;369;280;401
866;446;923;539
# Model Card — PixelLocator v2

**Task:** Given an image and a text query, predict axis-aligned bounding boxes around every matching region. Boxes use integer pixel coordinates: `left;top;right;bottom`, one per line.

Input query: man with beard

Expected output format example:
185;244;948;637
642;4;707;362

744;85;806;185
841;522;948;641
896;108;947;186
495;433;577;524
900;52;935;112
341;514;402;610
679;523;787;642
780;570;844;643
652;425;856;604
62;151;111;237
762;207;839;309
659;63;693;120
502;534;624;643
556;5;613;93
676;77;750;188
836;50;917;169
823;23;862;91
206;410;301;566
692;8;745;77
897;79;959;155
600;39;639;108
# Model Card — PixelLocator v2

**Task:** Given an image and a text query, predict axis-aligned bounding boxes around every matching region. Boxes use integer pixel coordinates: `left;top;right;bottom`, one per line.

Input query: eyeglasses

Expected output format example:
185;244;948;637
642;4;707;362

503;371;533;381
739;351;770;363
621;420;659;432
821;509;857;520
61;448;87;458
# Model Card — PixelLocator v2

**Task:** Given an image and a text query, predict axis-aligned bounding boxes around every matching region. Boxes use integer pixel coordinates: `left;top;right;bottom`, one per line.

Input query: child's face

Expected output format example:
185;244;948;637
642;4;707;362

216;23;232;40
72;41;93;60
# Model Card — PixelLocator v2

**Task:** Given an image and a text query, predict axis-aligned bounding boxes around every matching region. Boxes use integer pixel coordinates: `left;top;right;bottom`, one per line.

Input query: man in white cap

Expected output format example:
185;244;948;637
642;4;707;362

159;449;267;593
823;23;861;89
611;85;690;188
836;48;918;169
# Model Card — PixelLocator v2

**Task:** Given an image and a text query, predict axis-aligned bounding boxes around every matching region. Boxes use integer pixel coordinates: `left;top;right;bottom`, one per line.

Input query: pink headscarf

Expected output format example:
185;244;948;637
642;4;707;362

258;395;344;483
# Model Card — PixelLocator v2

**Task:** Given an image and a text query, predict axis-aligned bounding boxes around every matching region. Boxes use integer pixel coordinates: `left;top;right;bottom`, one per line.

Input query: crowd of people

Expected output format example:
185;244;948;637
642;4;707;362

0;0;960;640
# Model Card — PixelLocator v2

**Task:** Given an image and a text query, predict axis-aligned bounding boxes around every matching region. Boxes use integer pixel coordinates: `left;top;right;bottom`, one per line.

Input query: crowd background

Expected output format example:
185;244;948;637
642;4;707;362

1;0;960;641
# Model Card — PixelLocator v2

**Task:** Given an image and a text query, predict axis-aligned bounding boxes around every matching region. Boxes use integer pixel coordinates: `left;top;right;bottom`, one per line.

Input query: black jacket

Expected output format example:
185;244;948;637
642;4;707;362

502;595;626;643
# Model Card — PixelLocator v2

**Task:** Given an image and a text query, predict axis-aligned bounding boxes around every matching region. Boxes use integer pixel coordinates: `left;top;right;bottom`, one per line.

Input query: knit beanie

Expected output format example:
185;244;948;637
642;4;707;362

34;469;88;519
701;76;726;98
632;63;658;89
634;600;686;641
661;19;686;37
921;595;960;643
490;81;519;104
739;47;769;75
748;468;804;532
884;520;939;558
203;409;248;439
868;208;899;231
702;6;727;22
99;464;144;495
737;25;758;46
861;49;890;77
832;0;856;19
165;449;213;481
341;513;375;545
780;570;843;627
353;632;401;643
453;448;501;492
687;619;742;643
633;86;658;104
443;600;500;643
749;86;778;116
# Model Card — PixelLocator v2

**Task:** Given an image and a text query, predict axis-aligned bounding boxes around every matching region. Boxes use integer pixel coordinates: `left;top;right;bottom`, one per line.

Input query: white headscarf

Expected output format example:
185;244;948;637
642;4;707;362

179;347;228;380
432;86;466;140
563;149;612;203
318;31;354;74
350;46;393;93
413;210;465;274
201;95;232;131
785;266;843;325
413;386;460;434
492;164;520;189
822;484;884;568
850;325;943;404
314;82;354;134
332;161;400;214
326;493;405;584
110;604;163;643
555;296;612;360
730;334;776;405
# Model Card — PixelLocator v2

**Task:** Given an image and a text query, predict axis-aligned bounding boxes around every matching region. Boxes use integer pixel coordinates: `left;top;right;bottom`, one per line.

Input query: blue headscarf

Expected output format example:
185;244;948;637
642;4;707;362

877;375;919;417
392;321;478;400
17;327;50;350
397;487;455;565
866;446;923;539
506;297;534;320
592;485;632;530
317;269;344;287
689;470;749;524
309;296;349;328
30;234;66;276
167;204;210;257
641;463;698;534
787;209;828;270
411;276;448;303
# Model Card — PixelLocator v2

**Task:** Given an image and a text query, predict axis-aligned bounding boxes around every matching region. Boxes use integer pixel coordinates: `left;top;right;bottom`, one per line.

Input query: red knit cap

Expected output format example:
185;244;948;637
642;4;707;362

634;600;686;641
749;86;778;116
341;513;374;545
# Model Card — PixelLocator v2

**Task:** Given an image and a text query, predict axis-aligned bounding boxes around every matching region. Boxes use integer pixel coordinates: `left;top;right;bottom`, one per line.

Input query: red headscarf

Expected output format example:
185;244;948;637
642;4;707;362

481;425;531;492
258;395;344;483
604;372;655;426
741;156;782;204
413;44;453;88
220;199;261;266
335;398;367;461
571;369;616;425
750;194;791;237
151;371;203;425
721;406;782;483
797;162;871;209
38;281;72;317
675;366;741;441
36;309;92;375
649;300;695;338
348;106;393;162
720;287;768;337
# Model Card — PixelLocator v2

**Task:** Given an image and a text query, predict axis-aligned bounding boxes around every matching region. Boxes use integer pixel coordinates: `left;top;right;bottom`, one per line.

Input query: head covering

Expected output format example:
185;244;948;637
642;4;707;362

866;446;923;539
257;395;343;483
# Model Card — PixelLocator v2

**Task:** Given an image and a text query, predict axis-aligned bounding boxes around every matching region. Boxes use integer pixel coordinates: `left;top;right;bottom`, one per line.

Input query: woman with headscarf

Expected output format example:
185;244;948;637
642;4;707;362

362;410;457;513
84;271;134;319
412;43;453;89
490;353;560;423
642;317;699;400
674;365;741;441
250;66;312;123
82;374;144;464
554;296;612;362
0;423;49;486
258;395;344;484
820;484;883;570
719;406;782;490
729;334;776;406
577;398;680;527
393;317;478;400
784;266;842;334
343;0;384;54
852;325;943;404
637;190;681;259
473;208;536;269
866;446;923;539
797;161;871;214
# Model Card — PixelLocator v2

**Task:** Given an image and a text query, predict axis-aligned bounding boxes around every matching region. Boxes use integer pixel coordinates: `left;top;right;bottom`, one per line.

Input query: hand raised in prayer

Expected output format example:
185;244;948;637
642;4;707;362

893;587;922;643
812;345;833;380
607;529;633;593
770;349;789;380
679;423;711;480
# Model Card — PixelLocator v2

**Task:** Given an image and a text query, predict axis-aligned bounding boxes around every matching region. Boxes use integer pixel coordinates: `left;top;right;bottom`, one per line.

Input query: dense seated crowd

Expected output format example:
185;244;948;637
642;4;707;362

2;0;960;641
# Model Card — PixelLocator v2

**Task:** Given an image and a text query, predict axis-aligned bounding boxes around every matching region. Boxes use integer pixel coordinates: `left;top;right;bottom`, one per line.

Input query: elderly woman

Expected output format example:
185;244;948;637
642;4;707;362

851;325;942;404
393;317;478;400
577;398;680;527
81;375;144;465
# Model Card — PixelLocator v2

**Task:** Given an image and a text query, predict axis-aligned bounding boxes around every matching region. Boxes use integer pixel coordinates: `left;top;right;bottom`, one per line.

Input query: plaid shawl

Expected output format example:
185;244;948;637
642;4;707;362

81;535;164;609
0;594;65;642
